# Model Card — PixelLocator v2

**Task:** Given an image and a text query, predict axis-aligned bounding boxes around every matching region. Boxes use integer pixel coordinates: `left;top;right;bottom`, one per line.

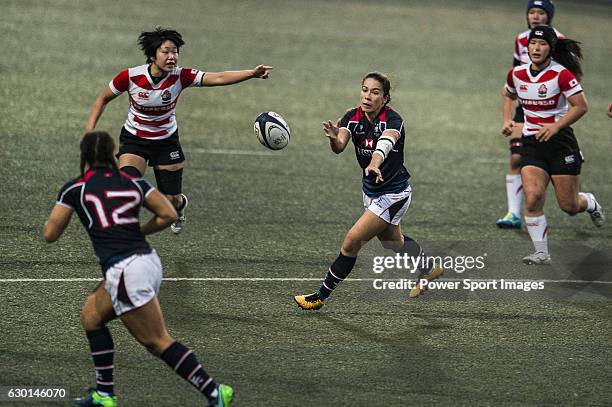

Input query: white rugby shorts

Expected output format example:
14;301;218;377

104;250;162;316
363;184;412;225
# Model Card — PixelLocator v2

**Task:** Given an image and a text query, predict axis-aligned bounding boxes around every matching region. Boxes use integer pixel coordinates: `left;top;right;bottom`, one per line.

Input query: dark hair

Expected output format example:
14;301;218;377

80;131;118;176
529;26;583;81
138;27;184;63
362;72;392;105
553;39;583;81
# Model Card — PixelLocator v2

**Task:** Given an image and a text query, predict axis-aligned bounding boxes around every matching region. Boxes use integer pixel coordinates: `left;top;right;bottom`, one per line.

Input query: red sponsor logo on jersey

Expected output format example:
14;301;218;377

161;89;172;103
138;91;149;99
538;84;548;98
519;85;528;91
364;138;374;148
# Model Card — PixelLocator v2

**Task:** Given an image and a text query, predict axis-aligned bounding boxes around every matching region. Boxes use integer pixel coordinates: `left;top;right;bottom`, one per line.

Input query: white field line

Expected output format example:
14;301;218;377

189;148;280;156
0;277;610;284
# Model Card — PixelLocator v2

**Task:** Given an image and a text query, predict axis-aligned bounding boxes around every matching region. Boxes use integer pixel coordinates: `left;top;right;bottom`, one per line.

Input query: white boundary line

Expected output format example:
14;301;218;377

189;148;280;156
0;277;610;284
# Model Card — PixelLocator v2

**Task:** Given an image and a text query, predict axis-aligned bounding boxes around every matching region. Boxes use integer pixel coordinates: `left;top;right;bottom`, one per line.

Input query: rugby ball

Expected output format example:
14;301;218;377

254;111;290;150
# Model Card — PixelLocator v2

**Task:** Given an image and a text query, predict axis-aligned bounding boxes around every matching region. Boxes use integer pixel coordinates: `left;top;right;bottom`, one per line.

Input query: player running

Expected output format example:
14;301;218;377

496;0;563;229
85;27;272;234
294;72;442;310
43;132;233;406
502;26;604;265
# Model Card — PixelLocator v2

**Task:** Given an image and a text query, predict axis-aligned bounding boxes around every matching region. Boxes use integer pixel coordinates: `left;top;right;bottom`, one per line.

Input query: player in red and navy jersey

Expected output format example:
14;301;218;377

43;132;234;406
502;26;604;265
85;27;272;235
497;0;563;229
294;72;442;310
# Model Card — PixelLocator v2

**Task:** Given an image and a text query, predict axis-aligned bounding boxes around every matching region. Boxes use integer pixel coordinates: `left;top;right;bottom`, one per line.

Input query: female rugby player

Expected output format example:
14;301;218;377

502;26;604;265
44;132;233;406
85;27;272;234
496;0;562;229
294;72;442;310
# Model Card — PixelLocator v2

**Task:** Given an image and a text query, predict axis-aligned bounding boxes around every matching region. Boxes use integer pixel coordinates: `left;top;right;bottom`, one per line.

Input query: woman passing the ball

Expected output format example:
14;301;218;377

44;132;234;406
502;26;604;265
294;72;442;310
85;27;272;235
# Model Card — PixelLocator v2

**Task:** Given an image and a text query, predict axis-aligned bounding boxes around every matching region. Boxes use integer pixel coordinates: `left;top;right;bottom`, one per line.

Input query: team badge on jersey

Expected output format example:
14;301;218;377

538;84;548;98
161;89;172;103
364;138;374;148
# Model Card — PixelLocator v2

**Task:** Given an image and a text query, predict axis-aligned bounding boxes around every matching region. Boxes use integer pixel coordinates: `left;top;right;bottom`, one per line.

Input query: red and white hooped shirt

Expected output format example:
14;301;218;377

505;60;582;137
109;64;205;140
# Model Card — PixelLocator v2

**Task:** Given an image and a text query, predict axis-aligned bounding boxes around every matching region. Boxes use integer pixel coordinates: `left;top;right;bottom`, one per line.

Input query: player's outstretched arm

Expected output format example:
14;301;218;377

141;189;178;235
202;65;273;87
43;205;74;242
323;121;350;154
86;86;119;132
364;129;400;183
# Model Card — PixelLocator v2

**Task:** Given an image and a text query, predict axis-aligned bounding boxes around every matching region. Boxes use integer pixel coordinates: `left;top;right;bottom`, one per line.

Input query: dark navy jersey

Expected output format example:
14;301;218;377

339;106;410;197
56;167;153;272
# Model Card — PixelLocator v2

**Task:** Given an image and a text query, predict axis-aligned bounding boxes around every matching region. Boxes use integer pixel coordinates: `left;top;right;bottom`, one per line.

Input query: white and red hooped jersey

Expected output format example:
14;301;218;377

513;28;564;65
108;64;205;140
505;60;583;136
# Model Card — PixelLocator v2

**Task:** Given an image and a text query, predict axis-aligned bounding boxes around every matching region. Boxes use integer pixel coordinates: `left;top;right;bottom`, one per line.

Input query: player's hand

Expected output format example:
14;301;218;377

607;102;612;118
252;65;273;79
364;165;384;184
535;124;559;142
322;120;339;140
501;120;516;137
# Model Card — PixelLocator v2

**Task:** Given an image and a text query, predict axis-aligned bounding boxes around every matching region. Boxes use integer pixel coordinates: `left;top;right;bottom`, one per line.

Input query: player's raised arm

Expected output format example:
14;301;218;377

85;85;119;132
202;65;273;87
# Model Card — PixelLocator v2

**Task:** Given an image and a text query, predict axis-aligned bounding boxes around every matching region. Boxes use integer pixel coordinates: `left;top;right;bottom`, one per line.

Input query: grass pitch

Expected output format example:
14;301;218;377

1;0;611;405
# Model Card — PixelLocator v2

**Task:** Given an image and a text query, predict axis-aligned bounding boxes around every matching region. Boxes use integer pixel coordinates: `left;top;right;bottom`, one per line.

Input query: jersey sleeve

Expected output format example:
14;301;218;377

135;178;155;199
558;69;583;97
338;108;359;134
180;67;206;88
505;68;517;94
108;69;129;95
384;110;404;136
56;180;80;209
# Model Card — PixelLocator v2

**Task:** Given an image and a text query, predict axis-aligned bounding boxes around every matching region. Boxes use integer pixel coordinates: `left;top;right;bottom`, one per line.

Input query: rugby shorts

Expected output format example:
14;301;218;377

117;127;185;166
104;250;162;316
363;184;412;225
520;127;583;176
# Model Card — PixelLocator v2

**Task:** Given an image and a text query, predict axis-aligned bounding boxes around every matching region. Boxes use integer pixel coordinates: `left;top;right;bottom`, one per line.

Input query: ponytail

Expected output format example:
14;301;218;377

80;131;119;176
553;38;583;81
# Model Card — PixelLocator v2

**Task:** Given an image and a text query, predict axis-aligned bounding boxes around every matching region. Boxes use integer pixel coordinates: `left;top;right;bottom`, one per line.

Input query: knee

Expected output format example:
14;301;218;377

139;333;174;356
341;234;362;257
559;201;580;216
524;191;545;211
81;300;102;331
